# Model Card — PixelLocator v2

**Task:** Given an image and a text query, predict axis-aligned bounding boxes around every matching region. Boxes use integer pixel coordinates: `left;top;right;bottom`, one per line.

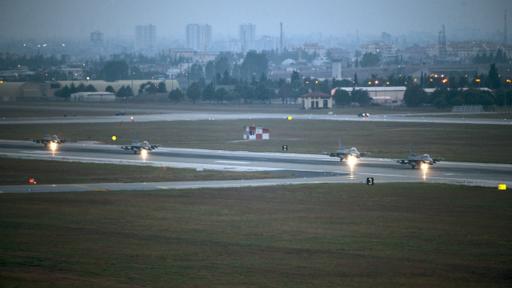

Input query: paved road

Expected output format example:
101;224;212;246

1;111;511;125
0;140;510;193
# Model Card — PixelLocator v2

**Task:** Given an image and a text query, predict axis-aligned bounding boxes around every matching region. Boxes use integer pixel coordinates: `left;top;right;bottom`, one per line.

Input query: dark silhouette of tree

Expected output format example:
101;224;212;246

157;82;167;93
334;89;351;106
202;83;216;102
116;86;134;97
189;63;204;82
187;82;202;104
205;61;215;81
105;85;116;94
241;51;268;81
487;64;501;89
404;85;427;107
168;88;184;103
101;60;129;81
351;89;371;106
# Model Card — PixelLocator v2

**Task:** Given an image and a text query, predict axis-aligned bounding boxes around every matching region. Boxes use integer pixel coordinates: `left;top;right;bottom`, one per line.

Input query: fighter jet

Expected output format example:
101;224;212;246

121;140;159;154
397;153;441;169
329;145;362;162
33;134;66;147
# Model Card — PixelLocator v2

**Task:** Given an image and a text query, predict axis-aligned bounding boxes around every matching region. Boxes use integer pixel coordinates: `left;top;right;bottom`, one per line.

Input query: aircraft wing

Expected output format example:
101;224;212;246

397;160;410;165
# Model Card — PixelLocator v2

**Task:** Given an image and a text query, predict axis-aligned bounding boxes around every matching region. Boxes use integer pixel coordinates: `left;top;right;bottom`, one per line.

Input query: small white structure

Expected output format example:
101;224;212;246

70;92;116;102
298;92;333;110
243;126;270;140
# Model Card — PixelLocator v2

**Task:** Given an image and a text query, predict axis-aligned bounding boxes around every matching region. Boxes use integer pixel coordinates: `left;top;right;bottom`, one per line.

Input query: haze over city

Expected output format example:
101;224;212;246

1;0;511;40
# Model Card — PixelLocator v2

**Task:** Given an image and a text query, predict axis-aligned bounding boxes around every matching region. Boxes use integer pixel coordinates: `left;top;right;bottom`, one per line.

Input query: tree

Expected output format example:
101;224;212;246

105;85;116;94
116;86;134;98
352;89;371;106
55;85;71;98
189;63;204;82
360;52;381;67
187;82;201;104
334;89;351;106
215;87;228;103
157;82;167;93
101;60;129;81
403;85;427;107
85;84;97;92
214;55;231;76
202;83;216;102
241;51;268;81
168;88;184;103
205;61;215;81
487;64;501;89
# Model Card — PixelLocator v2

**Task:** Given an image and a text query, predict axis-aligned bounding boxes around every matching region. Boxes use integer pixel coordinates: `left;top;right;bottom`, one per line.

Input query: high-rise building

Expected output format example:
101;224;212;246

279;22;284;53
239;23;256;53
135;24;156;50
186;24;212;51
90;31;104;45
438;25;447;59
332;62;342;80
505;10;508;45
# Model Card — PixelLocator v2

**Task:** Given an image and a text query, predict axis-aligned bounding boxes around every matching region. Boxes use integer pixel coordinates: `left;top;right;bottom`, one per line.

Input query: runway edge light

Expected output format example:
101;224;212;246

498;183;507;191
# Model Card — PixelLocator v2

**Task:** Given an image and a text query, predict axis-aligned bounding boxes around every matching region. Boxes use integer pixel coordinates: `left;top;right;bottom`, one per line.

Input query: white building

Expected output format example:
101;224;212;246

135;24;156;51
334;86;407;106
70;92;116;102
239;23;256;53
186;24;212;51
332;62;342;79
298;92;334;110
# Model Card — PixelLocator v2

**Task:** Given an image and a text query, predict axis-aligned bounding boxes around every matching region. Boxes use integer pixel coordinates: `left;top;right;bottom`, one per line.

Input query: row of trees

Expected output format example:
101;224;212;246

404;85;512;108
54;83;97;98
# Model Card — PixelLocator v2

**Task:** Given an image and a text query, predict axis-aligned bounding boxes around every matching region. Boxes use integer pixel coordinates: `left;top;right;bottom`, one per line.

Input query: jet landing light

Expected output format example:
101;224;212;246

48;142;59;154
140;149;148;160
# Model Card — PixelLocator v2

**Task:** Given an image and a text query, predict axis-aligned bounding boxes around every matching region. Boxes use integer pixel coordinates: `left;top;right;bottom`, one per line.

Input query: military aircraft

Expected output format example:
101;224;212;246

358;112;370;118
329;145;363;162
121;140;159;154
33;134;66;147
397;153;441;169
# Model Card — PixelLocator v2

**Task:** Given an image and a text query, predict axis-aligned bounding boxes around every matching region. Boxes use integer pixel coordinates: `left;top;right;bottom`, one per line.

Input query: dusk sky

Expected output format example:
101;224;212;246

1;0;511;40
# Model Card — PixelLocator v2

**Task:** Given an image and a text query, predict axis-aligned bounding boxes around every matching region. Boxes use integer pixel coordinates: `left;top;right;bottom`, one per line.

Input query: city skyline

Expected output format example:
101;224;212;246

1;0;511;41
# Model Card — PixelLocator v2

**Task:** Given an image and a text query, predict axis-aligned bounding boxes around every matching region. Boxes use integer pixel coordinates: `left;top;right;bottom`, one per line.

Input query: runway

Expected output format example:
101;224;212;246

0;140;510;193
1;111;511;125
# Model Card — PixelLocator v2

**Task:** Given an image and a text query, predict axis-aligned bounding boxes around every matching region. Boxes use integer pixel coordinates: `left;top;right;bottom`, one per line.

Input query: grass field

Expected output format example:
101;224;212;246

1;183;511;287
1;119;511;163
0;157;296;185
1;102;450;118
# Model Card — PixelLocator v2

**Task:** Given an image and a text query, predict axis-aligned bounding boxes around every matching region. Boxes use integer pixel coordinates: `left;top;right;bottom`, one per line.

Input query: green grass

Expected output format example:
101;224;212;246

1;119;511;163
0;157;296;185
1;183;511;287
1;102;450;118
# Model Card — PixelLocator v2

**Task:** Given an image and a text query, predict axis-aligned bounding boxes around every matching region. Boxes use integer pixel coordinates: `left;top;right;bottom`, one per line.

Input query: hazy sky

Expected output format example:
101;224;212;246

1;0;511;40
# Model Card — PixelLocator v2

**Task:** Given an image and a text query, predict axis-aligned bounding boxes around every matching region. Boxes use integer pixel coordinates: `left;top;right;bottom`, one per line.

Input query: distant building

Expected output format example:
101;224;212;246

298;92;333;110
334;87;407;106
186;24;212;51
332;62;342;80
135;24;157;51
90;31;104;45
239;23;256;53
70;92;116;102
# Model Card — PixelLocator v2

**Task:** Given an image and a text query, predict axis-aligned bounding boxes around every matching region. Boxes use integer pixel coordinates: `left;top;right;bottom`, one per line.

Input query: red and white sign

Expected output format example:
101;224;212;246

243;126;270;140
